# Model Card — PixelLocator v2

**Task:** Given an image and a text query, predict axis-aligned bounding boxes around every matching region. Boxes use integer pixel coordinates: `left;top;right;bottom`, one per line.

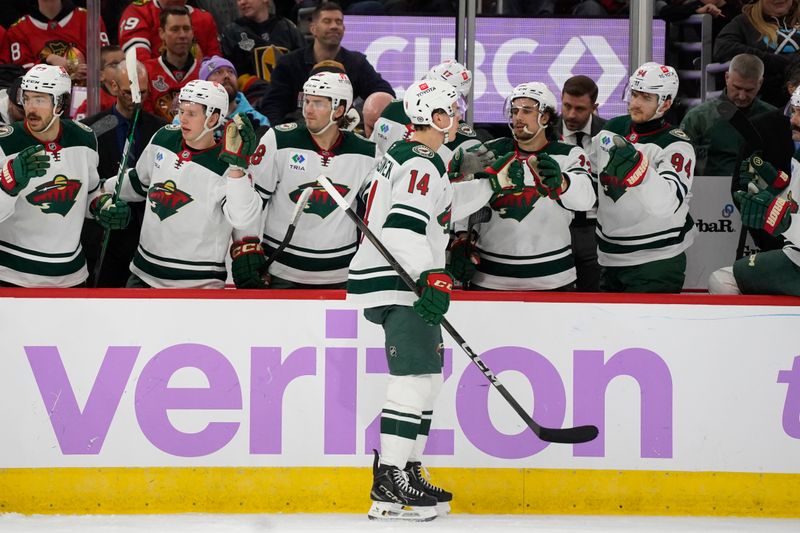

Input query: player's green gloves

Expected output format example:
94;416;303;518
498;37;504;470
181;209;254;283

413;269;453;326
0;144;50;196
230;237;269;289
528;153;567;199
734;188;798;236
738;153;790;194
476;152;525;194
599;135;649;202
448;233;479;284
219;114;257;168
91;194;131;230
447;144;496;182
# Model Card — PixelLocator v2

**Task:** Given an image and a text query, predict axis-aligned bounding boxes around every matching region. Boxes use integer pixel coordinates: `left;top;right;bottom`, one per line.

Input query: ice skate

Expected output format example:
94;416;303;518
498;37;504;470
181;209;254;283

367;451;437;522
405;460;453;515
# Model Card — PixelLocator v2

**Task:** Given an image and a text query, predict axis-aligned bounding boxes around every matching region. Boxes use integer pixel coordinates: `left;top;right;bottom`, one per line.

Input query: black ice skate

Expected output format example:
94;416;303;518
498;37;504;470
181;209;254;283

405;461;453;515
368;450;437;522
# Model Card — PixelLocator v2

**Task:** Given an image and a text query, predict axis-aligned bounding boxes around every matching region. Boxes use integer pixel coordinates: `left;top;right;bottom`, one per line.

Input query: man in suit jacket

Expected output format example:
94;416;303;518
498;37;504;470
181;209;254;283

82;60;167;287
553;75;607;292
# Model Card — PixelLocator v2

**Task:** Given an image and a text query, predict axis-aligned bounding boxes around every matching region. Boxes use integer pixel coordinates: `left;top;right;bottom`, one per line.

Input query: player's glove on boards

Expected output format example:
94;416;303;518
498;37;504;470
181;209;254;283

413;269;453;326
738;153;790;194
529;152;568;199
734;188;798;236
448;233;479;284
220;114;257;168
91;194;131;230
230;237;269;289
476;152;525;194
600;135;648;202
0;144;50;196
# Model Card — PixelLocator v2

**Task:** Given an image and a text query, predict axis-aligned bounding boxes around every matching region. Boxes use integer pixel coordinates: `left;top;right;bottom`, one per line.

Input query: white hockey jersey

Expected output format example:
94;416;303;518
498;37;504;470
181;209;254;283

588;116;697;267
468;137;596;290
249;123;377;285
0;120;101;287
348;139;491;308
774;158;800;267
107;125;261;288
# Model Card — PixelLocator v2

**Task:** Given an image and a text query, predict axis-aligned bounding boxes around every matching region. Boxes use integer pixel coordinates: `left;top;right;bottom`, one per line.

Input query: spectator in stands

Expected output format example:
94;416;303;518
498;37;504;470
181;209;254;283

119;0;220;62
681;54;775;177
259;1;394;125
785;62;800;116
142;5;200;121
553;75;606;292
0;76;25;125
573;0;730;19
196;55;270;131
74;46;125;120
4;0;109;80
220;0;306;83
82;60;167;287
714;0;800;108
362;90;394;137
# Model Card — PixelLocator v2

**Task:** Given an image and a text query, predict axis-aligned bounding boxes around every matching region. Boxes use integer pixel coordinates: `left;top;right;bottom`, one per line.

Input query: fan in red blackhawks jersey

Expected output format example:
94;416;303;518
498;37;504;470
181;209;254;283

119;0;221;63
248;71;377;289
102;79;263;289
4;0;109;76
586;62;696;293
0;65;119;288
447;81;596;291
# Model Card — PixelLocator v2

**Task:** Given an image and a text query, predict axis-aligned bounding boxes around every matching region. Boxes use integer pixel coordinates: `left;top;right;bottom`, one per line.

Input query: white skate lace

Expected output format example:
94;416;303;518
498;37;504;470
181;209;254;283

392;468;426;498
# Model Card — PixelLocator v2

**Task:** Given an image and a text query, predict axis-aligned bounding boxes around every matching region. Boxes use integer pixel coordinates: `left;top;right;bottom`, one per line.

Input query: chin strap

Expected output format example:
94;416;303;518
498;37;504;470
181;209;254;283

431;115;454;144
187;115;217;143
308;107;340;137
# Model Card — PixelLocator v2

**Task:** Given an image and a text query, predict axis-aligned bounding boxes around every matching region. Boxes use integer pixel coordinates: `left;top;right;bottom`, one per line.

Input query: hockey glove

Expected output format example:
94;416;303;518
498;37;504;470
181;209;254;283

219;113;257;168
230;237;269;289
413;269;453;326
447;144;496;182
529;153;567;199
90;194;131;230
476;152;525;194
0;144;50;196
599;135;649;202
738;153;790;194
448;233;479;284
734;189;798;236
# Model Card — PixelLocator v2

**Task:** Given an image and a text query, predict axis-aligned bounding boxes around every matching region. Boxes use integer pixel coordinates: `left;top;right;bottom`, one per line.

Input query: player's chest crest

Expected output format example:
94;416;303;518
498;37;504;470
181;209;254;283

490;186;541;222
289;181;350;219
25;175;82;216
147;180;194;220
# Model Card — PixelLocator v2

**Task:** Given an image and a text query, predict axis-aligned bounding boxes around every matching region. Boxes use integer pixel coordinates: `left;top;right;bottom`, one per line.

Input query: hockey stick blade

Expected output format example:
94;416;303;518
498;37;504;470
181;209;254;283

317;174;598;444
87;114;119;138
125;48;142;105
265;186;313;268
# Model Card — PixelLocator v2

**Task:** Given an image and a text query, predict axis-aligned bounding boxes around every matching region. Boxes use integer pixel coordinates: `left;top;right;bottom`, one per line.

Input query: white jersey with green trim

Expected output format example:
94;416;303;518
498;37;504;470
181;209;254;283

0;120;101;287
588;116;697;267
348;139;492;308
108;124;261;288
776;158;800;267
249;122;377;285
469;137;596;290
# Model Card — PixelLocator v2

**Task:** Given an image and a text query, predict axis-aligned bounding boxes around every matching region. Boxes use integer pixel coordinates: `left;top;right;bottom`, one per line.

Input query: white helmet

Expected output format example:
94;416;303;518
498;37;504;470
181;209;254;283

179;79;229;120
425;59;472;97
303;71;353;113
508;82;557;116
628;62;679;109
20;64;71;110
403;79;459;126
791;85;800;109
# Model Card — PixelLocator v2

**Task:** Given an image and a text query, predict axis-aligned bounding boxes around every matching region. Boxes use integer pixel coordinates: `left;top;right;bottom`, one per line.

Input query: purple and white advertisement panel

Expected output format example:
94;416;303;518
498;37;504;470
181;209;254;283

342;16;666;123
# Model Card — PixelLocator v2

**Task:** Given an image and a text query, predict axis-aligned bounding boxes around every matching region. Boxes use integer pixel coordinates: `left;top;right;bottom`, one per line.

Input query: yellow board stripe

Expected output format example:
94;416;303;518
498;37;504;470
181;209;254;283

1;467;799;517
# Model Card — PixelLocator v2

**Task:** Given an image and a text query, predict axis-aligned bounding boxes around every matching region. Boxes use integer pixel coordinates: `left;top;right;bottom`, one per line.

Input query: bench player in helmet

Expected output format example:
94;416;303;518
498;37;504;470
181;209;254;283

103;79;262;288
247;71;377;289
709;86;800;296
449;81;596;290
350;79;510;521
587;62;697;293
0;64;123;287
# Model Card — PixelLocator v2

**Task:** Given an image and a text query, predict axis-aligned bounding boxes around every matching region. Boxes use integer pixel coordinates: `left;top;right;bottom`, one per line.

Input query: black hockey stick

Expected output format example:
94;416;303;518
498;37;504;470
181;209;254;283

317;175;598;444
264;186;313;269
93;49;142;287
464;206;491;290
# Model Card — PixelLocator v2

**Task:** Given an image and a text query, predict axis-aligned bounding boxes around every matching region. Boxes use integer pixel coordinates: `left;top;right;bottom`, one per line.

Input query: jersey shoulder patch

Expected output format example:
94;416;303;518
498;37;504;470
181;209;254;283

275;122;298;132
164;124;181;131
669;128;690;141
0;125;13;138
457;122;476;137
60;120;98;150
412;144;435;158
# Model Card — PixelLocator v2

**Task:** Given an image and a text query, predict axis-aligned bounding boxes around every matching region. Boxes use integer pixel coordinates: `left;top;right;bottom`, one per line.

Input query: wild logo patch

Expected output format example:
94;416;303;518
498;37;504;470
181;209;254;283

437;205;451;232
290;181;350;219
26;175;82;216
490;186;540;221
148;180;193;220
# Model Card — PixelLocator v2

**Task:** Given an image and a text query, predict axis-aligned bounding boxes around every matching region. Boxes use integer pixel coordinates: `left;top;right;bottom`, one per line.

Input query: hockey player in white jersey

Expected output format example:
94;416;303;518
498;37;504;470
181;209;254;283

104;79;263;288
0;64;127;287
349;79;510;521
449;82;596;290
370;59;495;172
587;62;696;293
248;71;376;288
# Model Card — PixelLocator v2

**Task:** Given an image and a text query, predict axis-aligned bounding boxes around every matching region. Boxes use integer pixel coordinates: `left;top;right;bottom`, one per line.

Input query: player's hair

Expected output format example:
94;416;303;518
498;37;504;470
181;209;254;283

312;2;343;21
101;45;122;58
728;54;765;81
562;75;598;103
743;0;800;45
160;5;191;29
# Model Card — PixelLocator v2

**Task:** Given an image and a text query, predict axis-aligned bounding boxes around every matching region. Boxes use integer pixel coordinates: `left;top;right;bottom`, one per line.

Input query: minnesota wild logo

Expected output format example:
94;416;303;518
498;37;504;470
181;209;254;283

148;180;193;220
490;187;540;222
290;181;350;219
25;175;81;216
437;206;451;233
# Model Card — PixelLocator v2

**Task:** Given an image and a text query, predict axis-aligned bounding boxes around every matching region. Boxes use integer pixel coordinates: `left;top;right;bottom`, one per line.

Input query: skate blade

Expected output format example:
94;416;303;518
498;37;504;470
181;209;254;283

367;501;437;522
435;501;451;515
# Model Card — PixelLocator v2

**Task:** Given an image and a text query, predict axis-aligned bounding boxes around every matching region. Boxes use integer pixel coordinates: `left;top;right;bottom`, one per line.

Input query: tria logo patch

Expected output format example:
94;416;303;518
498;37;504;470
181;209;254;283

25;175;82;216
148;180;193;220
288;152;307;171
290;181;350;219
490;187;541;221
